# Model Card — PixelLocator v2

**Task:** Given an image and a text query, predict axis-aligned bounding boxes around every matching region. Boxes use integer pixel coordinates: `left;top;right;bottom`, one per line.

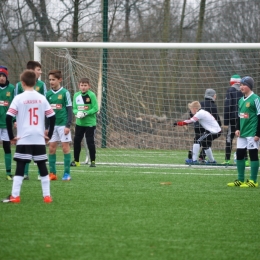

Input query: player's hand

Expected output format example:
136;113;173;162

235;130;240;137
10;137;19;145
64;127;70;135
76;111;88;118
173;122;178;127
14;122;17;128
44;135;50;144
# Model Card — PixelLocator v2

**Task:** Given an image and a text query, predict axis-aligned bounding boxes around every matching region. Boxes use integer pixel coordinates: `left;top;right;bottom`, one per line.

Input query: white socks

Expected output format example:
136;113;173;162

12;176;24;197
205;148;215;162
40;175;51;197
192;144;200;161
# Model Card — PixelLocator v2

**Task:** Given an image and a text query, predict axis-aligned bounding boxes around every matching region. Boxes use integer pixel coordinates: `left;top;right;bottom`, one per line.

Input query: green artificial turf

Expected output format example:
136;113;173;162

0;148;259;260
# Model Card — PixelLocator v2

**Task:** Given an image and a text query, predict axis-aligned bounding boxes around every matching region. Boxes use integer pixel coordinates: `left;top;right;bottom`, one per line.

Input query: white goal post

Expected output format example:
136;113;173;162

34;42;260;166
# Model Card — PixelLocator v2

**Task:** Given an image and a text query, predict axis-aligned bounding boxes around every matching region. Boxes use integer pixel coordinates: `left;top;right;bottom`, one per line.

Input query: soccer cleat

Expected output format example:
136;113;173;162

38;175;41;181
185;159;197;164
240;180;258;188
62;173;71;181
222;160;230;165
6;175;13;181
43;196;52;203
199;158;207;163
89;161;96;167
206;160;217;164
245;160;250;167
227;180;244;187
24;175;29;180
70;161;80;167
1;195;20;203
49;173;58;181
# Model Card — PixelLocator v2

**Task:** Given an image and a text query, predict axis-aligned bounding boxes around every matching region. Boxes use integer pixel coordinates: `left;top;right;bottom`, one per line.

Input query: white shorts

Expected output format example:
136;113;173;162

237;137;259;150
0;128;10;141
49;126;72;143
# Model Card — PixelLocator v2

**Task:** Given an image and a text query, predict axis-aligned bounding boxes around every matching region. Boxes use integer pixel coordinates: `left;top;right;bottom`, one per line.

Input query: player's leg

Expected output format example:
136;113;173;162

48;127;59;180
33;145;52;202
240;137;259;188
85;126;96;167
2;145;31;203
3;139;12;180
227;137;247;187
58;126;72;181
200;132;219;163
224;124;234;163
71;125;85;166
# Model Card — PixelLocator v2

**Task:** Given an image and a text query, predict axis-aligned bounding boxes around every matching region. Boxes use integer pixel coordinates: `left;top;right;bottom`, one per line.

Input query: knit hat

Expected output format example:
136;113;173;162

0;66;8;79
240;76;254;90
230;74;241;86
204;89;216;99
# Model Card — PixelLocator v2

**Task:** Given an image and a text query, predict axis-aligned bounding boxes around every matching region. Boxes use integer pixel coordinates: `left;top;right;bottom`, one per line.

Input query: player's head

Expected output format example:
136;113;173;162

20;70;36;88
0;66;8;85
240;76;254;89
79;78;90;93
230;74;241;86
48;70;62;89
188;101;201;114
204;89;216;100
27;61;42;79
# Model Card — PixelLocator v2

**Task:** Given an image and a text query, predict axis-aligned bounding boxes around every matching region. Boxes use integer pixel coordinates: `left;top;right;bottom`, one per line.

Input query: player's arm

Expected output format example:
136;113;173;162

66;106;72;128
174;118;197;126
47;114;56;139
6;114;15;141
85;92;99;115
72;93;78;115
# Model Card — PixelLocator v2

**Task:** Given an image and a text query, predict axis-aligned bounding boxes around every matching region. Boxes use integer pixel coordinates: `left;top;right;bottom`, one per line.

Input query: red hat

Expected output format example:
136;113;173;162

0;66;8;78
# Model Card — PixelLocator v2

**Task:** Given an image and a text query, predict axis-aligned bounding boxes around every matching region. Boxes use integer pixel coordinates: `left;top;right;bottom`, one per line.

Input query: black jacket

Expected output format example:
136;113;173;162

224;83;242;125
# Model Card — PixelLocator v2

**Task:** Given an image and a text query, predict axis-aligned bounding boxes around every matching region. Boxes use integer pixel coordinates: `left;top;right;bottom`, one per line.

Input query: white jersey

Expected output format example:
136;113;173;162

185;109;221;134
7;90;55;145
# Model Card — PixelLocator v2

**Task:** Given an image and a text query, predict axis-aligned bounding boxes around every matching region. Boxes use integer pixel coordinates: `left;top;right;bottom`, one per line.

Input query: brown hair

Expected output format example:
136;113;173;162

188;101;201;110
79;78;90;85
48;70;62;79
20;70;36;87
27;61;42;70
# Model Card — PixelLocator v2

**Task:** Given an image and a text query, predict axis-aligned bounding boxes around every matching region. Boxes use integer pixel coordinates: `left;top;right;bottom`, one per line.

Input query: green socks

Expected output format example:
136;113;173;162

236;159;245;182
64;153;71;174
49;154;56;174
5;153;11;175
250;160;259;183
24;163;29;176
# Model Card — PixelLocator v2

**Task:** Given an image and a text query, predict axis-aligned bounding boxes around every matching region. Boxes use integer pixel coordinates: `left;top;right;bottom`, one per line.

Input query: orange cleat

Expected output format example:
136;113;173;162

1;195;21;203
49;173;58;181
43;196;53;203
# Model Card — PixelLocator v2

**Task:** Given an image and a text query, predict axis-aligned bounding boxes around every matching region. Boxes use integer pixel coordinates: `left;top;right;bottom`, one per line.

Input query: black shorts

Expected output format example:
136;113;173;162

14;145;47;162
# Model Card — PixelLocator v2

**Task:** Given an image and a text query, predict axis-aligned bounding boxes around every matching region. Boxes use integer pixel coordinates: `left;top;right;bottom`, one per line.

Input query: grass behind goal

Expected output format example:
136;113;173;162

0;147;259;260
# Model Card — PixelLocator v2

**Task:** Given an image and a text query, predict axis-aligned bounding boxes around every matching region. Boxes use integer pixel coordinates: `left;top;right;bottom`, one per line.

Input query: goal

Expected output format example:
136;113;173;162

34;42;260;166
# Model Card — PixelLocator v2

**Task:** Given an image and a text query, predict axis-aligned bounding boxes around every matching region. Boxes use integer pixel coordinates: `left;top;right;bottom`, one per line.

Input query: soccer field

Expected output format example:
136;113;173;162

0;148;259;260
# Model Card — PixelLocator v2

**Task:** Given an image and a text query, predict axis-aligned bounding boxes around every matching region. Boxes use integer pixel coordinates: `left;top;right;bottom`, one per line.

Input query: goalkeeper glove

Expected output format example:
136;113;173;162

76;111;88;118
174;121;187;127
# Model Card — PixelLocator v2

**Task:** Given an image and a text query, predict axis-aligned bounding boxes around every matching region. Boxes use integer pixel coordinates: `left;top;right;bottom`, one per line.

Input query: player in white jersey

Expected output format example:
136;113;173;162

1;70;56;204
174;101;221;164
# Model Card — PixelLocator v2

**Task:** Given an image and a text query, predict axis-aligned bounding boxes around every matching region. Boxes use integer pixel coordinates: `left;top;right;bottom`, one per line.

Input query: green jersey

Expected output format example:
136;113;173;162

46;87;72;126
15;79;47;96
73;90;98;127
0;83;15;128
238;92;260;137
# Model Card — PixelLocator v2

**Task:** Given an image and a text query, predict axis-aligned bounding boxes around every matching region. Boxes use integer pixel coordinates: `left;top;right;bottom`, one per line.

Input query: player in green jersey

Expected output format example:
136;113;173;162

15;61;47;180
45;70;72;181
228;76;260;188
70;78;99;167
0;66;15;180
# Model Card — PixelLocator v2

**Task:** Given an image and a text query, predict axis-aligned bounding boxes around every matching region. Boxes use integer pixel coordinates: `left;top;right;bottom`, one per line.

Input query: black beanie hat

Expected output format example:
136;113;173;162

240;76;254;90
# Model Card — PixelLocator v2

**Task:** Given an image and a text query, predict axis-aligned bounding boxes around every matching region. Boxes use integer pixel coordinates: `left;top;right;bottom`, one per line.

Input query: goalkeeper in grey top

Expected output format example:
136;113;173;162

71;78;99;167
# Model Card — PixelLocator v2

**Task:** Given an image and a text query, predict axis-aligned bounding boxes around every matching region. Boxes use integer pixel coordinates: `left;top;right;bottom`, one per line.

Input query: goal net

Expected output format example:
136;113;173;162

34;42;260;166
